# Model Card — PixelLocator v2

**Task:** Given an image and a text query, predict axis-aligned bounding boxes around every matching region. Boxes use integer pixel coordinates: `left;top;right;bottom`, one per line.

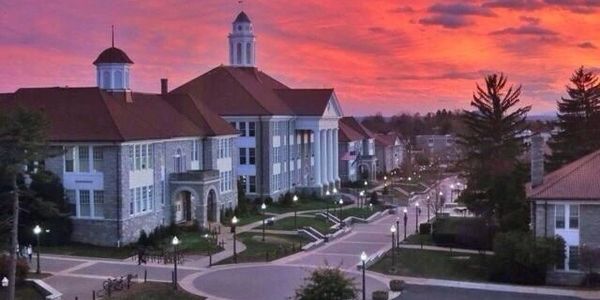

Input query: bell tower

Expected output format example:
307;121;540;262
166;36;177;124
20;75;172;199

228;11;255;67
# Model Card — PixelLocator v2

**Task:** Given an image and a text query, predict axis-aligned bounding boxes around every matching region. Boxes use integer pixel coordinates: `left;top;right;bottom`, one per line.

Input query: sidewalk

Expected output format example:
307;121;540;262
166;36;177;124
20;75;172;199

398;244;494;255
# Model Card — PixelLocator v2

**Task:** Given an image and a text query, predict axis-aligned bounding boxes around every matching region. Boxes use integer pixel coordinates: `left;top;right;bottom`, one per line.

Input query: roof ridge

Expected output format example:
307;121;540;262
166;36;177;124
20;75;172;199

532;149;600;197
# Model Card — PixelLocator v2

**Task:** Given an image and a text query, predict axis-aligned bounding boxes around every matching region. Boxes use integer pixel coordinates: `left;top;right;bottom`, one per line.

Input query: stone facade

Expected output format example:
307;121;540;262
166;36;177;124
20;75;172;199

580;204;600;246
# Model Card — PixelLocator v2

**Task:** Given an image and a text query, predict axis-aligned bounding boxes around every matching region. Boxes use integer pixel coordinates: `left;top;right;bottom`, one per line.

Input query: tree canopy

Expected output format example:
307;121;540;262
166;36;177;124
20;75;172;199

294;266;358;300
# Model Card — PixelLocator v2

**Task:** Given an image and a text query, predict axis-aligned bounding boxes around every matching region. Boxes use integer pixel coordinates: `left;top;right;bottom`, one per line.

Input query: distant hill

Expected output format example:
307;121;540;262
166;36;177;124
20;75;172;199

527;114;556;122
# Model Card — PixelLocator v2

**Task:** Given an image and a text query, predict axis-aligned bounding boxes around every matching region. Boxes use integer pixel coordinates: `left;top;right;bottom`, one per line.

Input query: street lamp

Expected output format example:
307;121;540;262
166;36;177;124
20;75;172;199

390;225;397;265
395;217;400;248
293;195;299;230
415;203;420;234
325;190;331;222
1;277;7;287
171;236;180;290
338;199;344;222
204;233;212;267
231;216;238;263
403;208;408;239
33;225;42;274
360;251;368;300
359;190;365;209
426;195;431;222
261;203;267;241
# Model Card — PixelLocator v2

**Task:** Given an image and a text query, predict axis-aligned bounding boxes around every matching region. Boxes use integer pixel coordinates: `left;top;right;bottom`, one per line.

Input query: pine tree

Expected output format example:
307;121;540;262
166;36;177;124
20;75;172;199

547;66;600;171
458;74;531;231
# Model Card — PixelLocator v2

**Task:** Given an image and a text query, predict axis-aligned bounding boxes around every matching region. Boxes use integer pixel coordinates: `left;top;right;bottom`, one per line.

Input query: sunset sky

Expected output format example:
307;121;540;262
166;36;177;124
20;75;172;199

2;0;600;116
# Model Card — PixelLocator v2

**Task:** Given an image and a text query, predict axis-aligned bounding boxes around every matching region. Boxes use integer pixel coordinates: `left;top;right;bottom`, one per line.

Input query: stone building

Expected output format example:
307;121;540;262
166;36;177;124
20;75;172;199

414;134;459;163
0;45;237;247
337;117;377;183
171;11;344;198
528;135;600;284
374;133;405;174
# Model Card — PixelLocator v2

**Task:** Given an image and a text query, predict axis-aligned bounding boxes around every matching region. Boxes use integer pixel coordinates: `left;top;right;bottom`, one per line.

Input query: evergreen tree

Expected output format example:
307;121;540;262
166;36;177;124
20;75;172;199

0;107;48;299
547;66;600;171
294;266;358;300
458;74;531;231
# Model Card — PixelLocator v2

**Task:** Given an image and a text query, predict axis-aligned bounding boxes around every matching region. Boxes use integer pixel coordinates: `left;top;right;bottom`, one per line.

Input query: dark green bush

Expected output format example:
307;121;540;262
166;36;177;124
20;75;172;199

432;217;494;250
372;290;388;300
419;223;431;235
389;279;406;291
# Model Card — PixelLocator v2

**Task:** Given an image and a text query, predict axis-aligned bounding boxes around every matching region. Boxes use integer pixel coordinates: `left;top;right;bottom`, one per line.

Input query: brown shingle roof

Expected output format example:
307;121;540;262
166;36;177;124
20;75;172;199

276;89;333;116
339;121;363;142
0;87;232;142
375;133;398;146
527;149;600;200
93;47;134;65
340;117;375;139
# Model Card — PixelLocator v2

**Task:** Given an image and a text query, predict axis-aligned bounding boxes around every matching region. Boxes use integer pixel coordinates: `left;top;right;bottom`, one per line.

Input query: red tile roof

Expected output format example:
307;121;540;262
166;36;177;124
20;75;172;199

276;89;333;116
527;149;600;200
339;121;363;142
375;133;398;146
340;117;375;139
0;87;234;142
171;66;336;117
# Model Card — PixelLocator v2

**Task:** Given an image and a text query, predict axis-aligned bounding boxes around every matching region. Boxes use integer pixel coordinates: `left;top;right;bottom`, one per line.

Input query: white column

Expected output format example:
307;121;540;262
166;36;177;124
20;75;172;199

313;129;321;186
334;129;339;182
320;130;328;188
327;129;334;184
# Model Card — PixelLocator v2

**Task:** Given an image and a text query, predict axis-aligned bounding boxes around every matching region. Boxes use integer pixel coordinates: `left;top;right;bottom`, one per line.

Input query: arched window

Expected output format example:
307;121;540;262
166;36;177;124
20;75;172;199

246;43;252;65
236;43;242;65
103;71;111;89
114;70;123;89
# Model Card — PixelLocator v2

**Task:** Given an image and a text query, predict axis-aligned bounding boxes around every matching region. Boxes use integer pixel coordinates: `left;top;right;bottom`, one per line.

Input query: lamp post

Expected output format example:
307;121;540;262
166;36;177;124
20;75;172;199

395;217;400;248
204;233;212;267
33;225;42;274
231;216;238;263
338;199;344;222
360;251;368;300
359;190;365;209
390;225;396;265
293;195;299;230
171;236;180;290
261;203;267;242
426;196;431;222
1;277;7;299
325;190;331;222
415;203;420;234
403;208;408;239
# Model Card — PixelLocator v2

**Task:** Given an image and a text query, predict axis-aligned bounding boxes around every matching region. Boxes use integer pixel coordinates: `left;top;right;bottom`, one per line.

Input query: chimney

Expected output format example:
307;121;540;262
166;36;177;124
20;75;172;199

531;134;544;187
161;78;168;95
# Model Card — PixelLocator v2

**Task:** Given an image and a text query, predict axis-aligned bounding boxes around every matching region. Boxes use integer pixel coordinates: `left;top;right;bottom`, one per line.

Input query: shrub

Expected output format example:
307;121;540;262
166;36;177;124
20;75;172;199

389;279;406;291
0;255;29;285
431;217;494;250
265;197;274;205
489;231;565;285
137;230;149;247
294;266;358;300
419;223;431;235
279;192;293;207
372;290;389;300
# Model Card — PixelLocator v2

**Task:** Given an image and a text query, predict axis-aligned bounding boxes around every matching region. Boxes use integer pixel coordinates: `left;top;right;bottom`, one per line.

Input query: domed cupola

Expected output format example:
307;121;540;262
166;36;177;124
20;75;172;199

228;11;256;67
94;27;133;91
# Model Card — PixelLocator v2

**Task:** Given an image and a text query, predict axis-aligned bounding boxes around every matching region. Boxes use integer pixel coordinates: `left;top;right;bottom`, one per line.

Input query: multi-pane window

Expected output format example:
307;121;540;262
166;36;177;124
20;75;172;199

130;144;154;171
569;205;579;229
248;122;256;137
78;146;90;172
149;185;154;210
220;171;233;192
93;147;103;172
142;186;148;212
135;145;141;170
569;246;579;270
128;146;134;170
239;122;246;137
79;190;91;217
136;188;142;214
93;190;104;218
249;148;256;165
147;145;153;169
240;148;247;164
65;147;75;172
141;145;148;169
129;189;134;215
192;140;200;161
129;185;154;216
555;205;565;229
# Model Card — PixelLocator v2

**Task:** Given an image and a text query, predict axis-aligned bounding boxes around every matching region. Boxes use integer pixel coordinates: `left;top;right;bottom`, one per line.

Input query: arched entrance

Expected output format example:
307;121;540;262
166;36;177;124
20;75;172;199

207;189;217;223
174;190;193;224
359;164;370;181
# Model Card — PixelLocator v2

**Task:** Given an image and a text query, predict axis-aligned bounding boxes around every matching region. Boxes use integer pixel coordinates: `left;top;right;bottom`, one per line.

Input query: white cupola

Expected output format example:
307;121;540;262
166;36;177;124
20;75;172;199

93;27;133;91
228;11;256;67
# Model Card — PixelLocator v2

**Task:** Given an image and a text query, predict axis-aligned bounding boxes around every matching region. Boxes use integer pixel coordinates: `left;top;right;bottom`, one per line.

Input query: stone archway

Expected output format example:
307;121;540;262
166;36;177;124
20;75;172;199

358;163;370;181
174;190;193;224
206;189;218;223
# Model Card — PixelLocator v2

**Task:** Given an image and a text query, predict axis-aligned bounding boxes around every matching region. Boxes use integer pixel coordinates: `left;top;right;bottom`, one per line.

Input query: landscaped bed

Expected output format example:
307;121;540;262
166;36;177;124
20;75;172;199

266;198;351;214
16;283;45;300
341;206;384;220
41;242;135;259
217;232;309;264
106;282;205;299
369;248;489;282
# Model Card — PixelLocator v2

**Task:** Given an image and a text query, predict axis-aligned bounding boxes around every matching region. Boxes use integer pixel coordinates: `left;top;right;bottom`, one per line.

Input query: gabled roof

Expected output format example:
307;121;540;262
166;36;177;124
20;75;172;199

171;66;294;116
527;149;600;200
340;117;375;139
93;47;134;65
339;121;364;142
276;89;334;116
0;87;233;142
375;133;399;146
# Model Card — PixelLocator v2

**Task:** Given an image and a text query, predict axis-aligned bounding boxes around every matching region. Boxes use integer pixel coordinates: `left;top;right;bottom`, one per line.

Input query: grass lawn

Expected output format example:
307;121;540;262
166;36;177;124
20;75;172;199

266;199;350;214
159;230;221;254
41;243;134;259
403;233;434;246
106;282;204;299
217;232;309;264
369;248;489;282
269;216;333;234
341;206;383;219
16;283;44;300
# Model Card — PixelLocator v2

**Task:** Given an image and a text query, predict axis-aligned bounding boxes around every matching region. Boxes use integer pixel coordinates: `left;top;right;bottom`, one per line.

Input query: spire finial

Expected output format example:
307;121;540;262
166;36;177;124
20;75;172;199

111;25;115;47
